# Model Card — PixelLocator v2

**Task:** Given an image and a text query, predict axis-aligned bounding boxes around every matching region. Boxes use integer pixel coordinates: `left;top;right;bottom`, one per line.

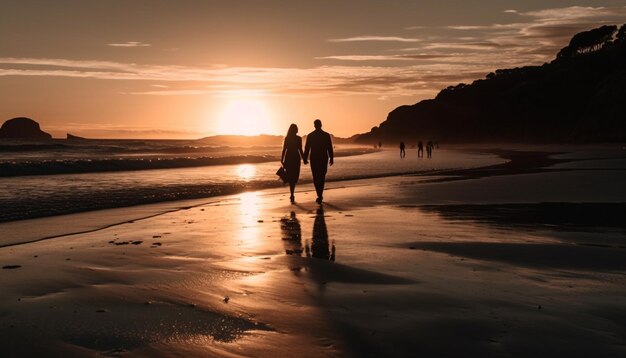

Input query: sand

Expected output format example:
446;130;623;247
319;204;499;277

1;146;626;357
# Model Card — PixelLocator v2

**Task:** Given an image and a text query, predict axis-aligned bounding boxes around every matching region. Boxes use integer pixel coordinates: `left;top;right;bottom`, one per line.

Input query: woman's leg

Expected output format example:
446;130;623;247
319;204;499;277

289;181;296;201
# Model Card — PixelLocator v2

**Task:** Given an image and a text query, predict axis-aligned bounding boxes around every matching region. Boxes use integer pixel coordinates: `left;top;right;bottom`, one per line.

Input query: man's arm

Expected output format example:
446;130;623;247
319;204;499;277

327;133;334;166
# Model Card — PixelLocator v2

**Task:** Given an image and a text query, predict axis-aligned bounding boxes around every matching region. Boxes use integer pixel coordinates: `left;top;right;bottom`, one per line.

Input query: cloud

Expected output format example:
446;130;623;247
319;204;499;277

315;55;419;61
447;23;524;31
448;25;487;31
2;6;624;101
121;89;210;96
0;56;493;98
328;36;420;42
107;41;151;47
519;6;619;20
437;6;626;61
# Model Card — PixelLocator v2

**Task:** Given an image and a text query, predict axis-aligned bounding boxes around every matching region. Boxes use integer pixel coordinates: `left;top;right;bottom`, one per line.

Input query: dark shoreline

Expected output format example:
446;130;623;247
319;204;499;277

420;149;625;182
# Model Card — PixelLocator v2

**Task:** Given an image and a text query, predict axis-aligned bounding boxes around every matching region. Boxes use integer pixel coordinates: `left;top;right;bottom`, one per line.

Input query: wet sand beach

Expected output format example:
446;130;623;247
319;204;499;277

1;146;626;357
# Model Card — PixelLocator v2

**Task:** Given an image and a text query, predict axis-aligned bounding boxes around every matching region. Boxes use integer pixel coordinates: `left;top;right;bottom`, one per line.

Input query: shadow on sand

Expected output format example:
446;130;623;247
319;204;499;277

407;241;626;271
419;202;626;233
408;202;626;271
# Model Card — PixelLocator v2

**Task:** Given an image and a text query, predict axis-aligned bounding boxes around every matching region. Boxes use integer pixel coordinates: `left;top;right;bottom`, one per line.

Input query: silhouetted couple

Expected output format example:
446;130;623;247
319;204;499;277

281;119;334;204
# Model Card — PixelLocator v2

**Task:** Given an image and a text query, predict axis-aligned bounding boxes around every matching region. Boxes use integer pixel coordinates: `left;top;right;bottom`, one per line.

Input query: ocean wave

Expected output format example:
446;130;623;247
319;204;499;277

0;143;72;152
0;155;277;177
0;142;281;154
0;181;281;223
0;147;376;177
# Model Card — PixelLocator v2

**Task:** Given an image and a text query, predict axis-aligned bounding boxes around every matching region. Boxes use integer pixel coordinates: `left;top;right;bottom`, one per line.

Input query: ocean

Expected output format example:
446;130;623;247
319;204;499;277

0;139;503;222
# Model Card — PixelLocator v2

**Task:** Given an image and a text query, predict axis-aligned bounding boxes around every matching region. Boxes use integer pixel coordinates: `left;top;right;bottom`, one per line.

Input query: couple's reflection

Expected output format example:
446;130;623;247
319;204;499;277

280;208;335;261
280;211;303;256
306;208;336;261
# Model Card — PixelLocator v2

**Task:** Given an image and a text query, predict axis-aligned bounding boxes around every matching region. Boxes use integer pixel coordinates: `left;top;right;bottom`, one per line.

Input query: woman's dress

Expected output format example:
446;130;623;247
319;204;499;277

283;135;302;184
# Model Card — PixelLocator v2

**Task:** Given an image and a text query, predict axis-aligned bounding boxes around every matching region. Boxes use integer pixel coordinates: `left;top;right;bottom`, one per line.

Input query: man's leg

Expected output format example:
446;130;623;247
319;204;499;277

311;162;328;202
312;169;322;198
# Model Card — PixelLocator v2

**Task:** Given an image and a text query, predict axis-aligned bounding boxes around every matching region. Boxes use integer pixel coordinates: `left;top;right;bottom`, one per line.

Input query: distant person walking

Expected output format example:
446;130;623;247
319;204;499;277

304;119;334;204
417;140;424;158
399;141;406;158
427;140;433;158
281;124;305;203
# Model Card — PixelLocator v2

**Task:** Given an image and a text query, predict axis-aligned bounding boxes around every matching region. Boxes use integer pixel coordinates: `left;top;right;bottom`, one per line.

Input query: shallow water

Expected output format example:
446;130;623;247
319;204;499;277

0;147;502;222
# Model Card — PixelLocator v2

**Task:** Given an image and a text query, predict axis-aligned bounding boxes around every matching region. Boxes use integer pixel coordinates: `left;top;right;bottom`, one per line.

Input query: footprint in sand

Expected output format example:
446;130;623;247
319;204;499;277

2;265;21;269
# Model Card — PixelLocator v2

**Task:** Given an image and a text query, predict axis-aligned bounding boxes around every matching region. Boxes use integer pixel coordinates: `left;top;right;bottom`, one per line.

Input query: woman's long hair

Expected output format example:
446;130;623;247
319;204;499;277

286;124;298;138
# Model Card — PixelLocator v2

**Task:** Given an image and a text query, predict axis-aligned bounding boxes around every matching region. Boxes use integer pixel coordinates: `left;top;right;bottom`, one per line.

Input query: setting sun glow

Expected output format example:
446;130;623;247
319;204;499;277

216;99;274;136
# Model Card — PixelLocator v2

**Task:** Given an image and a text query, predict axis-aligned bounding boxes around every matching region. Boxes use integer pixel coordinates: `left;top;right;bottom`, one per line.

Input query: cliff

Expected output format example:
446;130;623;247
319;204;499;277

356;24;626;144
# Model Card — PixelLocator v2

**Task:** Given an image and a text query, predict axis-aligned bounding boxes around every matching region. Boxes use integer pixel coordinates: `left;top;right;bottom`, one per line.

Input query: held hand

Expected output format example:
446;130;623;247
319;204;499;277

303;159;308;165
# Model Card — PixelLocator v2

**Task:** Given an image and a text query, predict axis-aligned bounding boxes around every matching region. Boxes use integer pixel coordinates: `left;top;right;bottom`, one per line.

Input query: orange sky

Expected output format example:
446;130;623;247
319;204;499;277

1;1;625;138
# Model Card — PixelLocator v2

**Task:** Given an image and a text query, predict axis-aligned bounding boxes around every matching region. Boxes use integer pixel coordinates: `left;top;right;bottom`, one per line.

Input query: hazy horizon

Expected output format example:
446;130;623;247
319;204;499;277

1;0;625;139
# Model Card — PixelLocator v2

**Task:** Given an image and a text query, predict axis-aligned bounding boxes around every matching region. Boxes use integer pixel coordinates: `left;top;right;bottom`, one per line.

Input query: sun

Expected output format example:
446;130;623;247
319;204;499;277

216;99;274;136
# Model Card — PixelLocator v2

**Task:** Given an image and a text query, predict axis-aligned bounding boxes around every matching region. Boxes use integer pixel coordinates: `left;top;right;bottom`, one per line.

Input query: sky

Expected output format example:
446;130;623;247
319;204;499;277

1;0;625;139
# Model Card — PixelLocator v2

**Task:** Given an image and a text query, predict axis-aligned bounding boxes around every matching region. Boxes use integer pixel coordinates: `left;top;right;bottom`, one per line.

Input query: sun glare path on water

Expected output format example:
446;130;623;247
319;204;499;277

217;98;275;136
236;164;256;180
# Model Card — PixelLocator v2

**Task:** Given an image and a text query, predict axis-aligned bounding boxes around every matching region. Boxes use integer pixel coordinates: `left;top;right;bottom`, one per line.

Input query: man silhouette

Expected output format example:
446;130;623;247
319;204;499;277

303;119;334;204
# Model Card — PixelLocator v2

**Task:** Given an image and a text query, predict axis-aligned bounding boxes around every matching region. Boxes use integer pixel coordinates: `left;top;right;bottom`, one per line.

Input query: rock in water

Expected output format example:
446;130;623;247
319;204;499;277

0;117;52;140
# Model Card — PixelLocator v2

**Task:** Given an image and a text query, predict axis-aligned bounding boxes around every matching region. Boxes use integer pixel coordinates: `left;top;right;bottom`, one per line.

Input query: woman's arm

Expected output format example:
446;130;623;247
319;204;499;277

281;140;287;165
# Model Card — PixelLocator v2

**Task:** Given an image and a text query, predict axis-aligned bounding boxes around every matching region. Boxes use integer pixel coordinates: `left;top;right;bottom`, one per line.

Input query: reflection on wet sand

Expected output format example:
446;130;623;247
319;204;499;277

279;208;411;288
280;208;335;261
280;211;303;256
306;208;335;261
237;192;262;249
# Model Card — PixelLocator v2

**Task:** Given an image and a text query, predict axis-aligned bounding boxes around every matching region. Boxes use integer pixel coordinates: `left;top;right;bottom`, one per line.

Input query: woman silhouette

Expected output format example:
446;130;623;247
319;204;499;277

281;124;305;203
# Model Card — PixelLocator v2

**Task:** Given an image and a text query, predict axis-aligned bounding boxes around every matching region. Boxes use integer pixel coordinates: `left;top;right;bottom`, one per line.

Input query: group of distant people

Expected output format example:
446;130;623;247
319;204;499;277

399;140;438;159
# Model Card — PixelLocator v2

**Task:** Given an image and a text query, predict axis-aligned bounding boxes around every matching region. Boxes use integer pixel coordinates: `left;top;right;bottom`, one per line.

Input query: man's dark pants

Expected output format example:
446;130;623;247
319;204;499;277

311;159;328;199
